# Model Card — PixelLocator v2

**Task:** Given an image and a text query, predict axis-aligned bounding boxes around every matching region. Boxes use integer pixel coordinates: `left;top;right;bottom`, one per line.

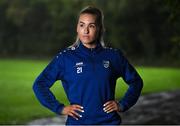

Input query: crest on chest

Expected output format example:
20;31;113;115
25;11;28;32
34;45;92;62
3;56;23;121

103;60;110;68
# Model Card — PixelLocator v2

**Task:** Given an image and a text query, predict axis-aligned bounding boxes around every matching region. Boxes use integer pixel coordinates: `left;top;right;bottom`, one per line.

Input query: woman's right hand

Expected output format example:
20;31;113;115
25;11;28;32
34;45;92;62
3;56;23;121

61;105;84;120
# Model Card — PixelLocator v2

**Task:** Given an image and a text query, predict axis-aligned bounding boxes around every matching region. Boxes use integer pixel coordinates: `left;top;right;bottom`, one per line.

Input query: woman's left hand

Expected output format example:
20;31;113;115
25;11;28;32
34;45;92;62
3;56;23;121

103;100;121;113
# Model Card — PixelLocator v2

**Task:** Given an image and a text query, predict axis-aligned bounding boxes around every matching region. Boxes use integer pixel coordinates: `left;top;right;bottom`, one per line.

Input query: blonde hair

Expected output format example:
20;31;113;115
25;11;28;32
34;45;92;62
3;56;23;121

71;6;105;47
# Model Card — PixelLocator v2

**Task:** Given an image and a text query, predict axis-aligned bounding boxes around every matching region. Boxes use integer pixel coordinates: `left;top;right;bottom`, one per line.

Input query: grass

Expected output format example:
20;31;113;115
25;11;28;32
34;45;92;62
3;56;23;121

0;59;180;124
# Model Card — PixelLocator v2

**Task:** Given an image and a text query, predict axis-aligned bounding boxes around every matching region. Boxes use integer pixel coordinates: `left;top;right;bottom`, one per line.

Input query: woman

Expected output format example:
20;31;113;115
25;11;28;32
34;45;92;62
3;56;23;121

33;6;143;125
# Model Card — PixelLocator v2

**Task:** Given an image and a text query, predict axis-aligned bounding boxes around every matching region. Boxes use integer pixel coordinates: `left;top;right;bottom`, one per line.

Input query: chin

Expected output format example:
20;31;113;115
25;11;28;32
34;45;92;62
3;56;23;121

81;39;96;44
81;40;92;44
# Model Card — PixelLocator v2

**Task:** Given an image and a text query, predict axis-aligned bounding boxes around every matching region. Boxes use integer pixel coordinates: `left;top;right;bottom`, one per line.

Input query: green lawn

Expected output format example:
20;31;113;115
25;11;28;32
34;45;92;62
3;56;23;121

0;59;180;124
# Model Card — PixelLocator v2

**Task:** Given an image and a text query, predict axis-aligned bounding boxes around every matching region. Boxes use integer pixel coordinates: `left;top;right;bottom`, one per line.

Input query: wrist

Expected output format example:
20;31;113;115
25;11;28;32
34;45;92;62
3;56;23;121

58;105;65;115
116;100;123;112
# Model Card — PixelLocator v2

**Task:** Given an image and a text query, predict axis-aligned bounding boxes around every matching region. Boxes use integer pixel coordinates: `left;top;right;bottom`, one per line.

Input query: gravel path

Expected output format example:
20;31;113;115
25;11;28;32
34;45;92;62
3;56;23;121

121;90;180;124
27;90;180;125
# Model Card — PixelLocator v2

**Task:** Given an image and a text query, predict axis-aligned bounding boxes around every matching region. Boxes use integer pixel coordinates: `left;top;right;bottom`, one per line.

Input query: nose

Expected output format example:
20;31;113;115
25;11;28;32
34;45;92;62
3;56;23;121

84;27;89;34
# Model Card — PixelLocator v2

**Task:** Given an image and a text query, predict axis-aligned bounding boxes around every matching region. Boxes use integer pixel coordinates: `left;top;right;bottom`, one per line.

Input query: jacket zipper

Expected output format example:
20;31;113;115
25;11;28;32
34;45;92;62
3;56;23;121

90;48;95;72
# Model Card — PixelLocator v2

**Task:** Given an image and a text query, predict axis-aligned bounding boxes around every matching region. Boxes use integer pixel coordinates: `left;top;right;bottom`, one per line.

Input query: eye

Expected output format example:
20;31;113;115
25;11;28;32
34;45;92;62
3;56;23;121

89;25;95;28
79;24;84;27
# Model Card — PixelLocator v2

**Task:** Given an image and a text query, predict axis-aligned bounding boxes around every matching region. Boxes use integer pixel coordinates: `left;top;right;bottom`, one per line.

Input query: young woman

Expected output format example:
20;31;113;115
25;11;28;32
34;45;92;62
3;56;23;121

33;6;143;125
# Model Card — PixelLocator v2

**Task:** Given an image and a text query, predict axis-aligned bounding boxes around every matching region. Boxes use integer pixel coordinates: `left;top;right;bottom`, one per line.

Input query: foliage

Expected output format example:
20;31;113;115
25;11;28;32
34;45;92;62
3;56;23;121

0;0;179;61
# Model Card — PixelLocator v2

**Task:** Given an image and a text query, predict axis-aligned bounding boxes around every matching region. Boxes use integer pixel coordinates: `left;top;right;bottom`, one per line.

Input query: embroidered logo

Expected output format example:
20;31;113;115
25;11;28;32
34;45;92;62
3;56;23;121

103;60;110;68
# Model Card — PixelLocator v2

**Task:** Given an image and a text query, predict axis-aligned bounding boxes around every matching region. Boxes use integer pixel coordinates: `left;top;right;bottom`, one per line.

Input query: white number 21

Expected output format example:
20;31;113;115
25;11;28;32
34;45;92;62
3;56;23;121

77;67;82;74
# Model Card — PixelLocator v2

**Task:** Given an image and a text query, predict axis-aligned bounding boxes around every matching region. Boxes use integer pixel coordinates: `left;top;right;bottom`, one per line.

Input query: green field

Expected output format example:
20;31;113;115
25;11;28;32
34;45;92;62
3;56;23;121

0;59;180;124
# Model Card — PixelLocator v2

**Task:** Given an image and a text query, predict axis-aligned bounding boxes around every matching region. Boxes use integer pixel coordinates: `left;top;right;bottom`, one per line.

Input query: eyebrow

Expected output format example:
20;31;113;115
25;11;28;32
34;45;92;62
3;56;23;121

79;21;96;25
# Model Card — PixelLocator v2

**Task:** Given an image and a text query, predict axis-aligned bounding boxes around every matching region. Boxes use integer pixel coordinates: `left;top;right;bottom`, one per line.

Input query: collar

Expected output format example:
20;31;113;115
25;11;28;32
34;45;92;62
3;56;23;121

78;41;103;55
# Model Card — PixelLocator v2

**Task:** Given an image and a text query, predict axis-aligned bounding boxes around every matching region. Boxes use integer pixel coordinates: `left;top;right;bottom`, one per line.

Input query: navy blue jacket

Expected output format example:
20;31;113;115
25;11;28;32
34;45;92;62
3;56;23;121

33;41;143;125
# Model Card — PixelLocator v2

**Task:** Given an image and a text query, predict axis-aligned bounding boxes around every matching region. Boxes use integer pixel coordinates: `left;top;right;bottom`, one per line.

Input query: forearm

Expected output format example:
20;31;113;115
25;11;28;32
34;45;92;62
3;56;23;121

119;78;143;112
33;75;65;115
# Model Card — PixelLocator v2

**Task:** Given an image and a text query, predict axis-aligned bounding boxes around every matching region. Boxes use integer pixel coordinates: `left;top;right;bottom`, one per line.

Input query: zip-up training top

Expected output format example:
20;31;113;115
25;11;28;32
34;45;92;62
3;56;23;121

33;41;143;125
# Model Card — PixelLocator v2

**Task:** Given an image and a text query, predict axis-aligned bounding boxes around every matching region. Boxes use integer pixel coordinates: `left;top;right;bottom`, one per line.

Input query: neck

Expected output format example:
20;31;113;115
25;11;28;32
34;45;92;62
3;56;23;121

82;42;97;49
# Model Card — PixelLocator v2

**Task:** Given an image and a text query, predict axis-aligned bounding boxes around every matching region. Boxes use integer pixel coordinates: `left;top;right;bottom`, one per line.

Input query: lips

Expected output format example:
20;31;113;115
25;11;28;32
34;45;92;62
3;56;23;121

82;35;90;38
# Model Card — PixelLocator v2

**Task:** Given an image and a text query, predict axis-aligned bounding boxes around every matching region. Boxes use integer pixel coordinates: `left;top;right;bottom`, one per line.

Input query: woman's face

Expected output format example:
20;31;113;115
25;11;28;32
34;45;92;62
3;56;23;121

77;13;98;45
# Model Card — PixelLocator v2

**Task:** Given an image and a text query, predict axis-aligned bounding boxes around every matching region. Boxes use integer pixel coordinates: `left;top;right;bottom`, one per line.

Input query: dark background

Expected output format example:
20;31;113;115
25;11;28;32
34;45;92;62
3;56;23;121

0;0;179;65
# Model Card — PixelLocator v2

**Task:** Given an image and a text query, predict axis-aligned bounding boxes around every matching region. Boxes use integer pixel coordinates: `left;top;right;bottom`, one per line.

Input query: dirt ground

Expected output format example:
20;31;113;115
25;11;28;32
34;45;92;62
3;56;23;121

121;90;180;125
28;90;180;125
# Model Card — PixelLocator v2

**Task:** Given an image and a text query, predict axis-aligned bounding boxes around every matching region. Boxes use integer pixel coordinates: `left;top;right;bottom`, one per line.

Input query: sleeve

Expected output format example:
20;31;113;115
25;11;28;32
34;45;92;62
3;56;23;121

32;54;65;115
115;50;143;112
